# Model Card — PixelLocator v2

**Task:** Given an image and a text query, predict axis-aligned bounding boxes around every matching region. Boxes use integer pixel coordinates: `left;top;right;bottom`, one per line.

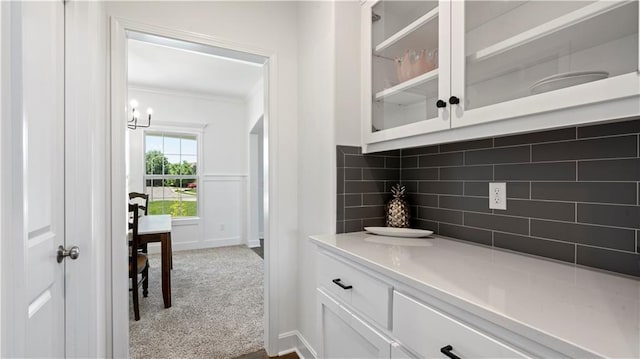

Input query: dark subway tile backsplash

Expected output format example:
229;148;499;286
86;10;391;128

336;146;400;234
494;232;576;263
578;158;640;181
495;162;576;181
494;127;576;147
531;135;637;162
465;145;530;165
336;118;640;278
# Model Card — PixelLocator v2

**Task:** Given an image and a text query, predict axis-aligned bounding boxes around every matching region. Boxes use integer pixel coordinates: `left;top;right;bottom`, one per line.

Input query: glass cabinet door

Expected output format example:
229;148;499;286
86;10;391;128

364;0;450;142
452;0;639;121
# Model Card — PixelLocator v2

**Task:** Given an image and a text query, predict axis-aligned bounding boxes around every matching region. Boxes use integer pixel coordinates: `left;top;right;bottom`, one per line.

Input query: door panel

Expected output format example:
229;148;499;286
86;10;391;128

318;289;391;359
21;1;65;357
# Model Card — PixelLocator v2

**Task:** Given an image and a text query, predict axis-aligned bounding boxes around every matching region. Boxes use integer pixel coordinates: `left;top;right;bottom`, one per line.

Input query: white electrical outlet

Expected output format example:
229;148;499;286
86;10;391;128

489;182;507;210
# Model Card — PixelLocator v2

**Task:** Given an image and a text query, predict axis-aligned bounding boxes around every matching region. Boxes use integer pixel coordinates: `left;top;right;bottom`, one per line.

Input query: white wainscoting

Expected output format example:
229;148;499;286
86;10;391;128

202;174;246;246
148;173;247;254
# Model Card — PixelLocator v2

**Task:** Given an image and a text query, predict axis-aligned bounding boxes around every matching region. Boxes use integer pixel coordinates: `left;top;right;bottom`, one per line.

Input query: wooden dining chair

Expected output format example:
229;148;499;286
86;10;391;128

129;203;149;321
129;192;149;216
129;192;149;253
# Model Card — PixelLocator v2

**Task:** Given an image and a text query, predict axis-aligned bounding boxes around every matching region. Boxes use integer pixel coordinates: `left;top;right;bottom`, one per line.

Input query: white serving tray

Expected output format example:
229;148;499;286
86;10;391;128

364;227;434;238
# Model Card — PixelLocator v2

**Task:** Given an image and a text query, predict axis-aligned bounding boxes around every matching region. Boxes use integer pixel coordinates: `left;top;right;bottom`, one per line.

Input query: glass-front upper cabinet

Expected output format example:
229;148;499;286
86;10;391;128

362;0;451;144
451;0;639;127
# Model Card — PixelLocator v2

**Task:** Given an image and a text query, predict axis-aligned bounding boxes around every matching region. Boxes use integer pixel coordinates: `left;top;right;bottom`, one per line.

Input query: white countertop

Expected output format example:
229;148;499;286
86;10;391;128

310;232;640;358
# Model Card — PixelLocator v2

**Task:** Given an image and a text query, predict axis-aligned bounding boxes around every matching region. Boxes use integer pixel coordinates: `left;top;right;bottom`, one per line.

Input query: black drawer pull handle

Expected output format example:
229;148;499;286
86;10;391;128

332;278;353;290
441;345;461;359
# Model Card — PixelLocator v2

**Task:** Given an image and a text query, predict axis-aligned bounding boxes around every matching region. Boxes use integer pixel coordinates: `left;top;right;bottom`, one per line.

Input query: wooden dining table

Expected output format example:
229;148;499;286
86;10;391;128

138;214;173;308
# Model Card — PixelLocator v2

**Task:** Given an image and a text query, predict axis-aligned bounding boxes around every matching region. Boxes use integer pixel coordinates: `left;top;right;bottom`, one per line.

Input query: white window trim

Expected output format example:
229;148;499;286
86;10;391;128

142;127;204;221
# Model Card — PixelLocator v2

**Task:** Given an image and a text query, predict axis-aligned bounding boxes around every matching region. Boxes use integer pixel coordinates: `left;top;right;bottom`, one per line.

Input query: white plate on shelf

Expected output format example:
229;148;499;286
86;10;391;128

364;227;433;238
529;71;609;94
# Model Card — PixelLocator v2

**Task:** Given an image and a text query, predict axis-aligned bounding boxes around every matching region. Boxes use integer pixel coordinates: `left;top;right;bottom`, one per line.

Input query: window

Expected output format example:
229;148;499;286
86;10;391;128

144;132;198;217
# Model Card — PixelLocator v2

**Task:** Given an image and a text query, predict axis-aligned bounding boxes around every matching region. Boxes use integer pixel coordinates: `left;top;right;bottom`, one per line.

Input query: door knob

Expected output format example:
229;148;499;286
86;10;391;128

436;99;447;108
57;245;80;263
449;96;460;105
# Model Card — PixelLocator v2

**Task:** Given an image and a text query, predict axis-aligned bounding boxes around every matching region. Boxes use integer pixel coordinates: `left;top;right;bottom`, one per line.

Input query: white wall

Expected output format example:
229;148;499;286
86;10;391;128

335;1;363;147
296;1;362;354
296;1;336;354
106;1;299;352
248;116;264;248
247;78;264;131
247;78;265;247
0;3;5;356
127;87;248;251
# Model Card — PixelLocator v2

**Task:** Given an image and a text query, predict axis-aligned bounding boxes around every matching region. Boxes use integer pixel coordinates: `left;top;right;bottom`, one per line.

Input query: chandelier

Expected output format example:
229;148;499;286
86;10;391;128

128;99;153;130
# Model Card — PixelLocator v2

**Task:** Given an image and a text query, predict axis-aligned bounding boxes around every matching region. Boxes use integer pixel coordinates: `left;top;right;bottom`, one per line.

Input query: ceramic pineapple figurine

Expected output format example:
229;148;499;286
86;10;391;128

386;184;410;228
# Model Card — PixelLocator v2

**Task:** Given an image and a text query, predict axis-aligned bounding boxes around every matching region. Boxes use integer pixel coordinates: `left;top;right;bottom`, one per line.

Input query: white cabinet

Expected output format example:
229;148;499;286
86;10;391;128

317;251;392;329
314;246;565;359
451;0;640;128
390;343;413;359
318;289;392;359
362;0;640;152
393;291;530;359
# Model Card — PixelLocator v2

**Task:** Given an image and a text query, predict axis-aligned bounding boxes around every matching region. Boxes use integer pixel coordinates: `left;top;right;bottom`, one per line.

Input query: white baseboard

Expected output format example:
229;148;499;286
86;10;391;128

247;239;261;248
278;330;316;359
146;237;243;254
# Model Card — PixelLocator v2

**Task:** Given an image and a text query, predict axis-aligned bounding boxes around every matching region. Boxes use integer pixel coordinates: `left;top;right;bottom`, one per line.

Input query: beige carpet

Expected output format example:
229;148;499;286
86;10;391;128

129;246;264;359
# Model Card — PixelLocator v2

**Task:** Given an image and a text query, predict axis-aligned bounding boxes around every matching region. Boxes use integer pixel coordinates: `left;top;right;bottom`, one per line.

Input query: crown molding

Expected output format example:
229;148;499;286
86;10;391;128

150;120;208;131
128;85;245;104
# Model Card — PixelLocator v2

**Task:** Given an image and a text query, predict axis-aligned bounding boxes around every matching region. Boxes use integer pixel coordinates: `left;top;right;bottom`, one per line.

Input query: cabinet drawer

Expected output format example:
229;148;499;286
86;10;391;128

318;252;392;329
393;291;530;359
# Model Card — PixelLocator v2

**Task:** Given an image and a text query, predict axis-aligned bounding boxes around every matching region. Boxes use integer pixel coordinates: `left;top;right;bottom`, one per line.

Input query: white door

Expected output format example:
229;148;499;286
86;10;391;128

3;1;66;357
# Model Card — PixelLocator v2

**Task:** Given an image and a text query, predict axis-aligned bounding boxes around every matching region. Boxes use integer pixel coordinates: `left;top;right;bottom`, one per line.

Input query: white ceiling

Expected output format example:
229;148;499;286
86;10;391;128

128;39;264;99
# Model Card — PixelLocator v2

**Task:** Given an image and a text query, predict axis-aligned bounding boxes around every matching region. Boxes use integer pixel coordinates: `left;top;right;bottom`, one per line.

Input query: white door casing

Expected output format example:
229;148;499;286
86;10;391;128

1;1;66;357
109;18;278;356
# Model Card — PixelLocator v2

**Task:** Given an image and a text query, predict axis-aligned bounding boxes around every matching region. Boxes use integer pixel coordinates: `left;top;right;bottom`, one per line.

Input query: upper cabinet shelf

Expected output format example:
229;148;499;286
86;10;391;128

465;0;638;88
375;69;438;106
375;7;439;54
470;1;633;62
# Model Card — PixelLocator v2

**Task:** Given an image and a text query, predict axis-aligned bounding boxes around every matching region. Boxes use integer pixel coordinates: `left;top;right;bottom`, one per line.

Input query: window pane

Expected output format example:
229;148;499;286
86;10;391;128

163;135;181;156
145;135;163;153
146;178;171;215
179;179;198;217
146;152;167;175
180;155;197;175
165;155;181;174
181;136;197;155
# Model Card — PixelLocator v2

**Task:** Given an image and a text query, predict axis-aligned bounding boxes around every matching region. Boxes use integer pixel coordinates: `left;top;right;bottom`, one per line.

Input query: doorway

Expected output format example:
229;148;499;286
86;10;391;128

110;20;274;358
